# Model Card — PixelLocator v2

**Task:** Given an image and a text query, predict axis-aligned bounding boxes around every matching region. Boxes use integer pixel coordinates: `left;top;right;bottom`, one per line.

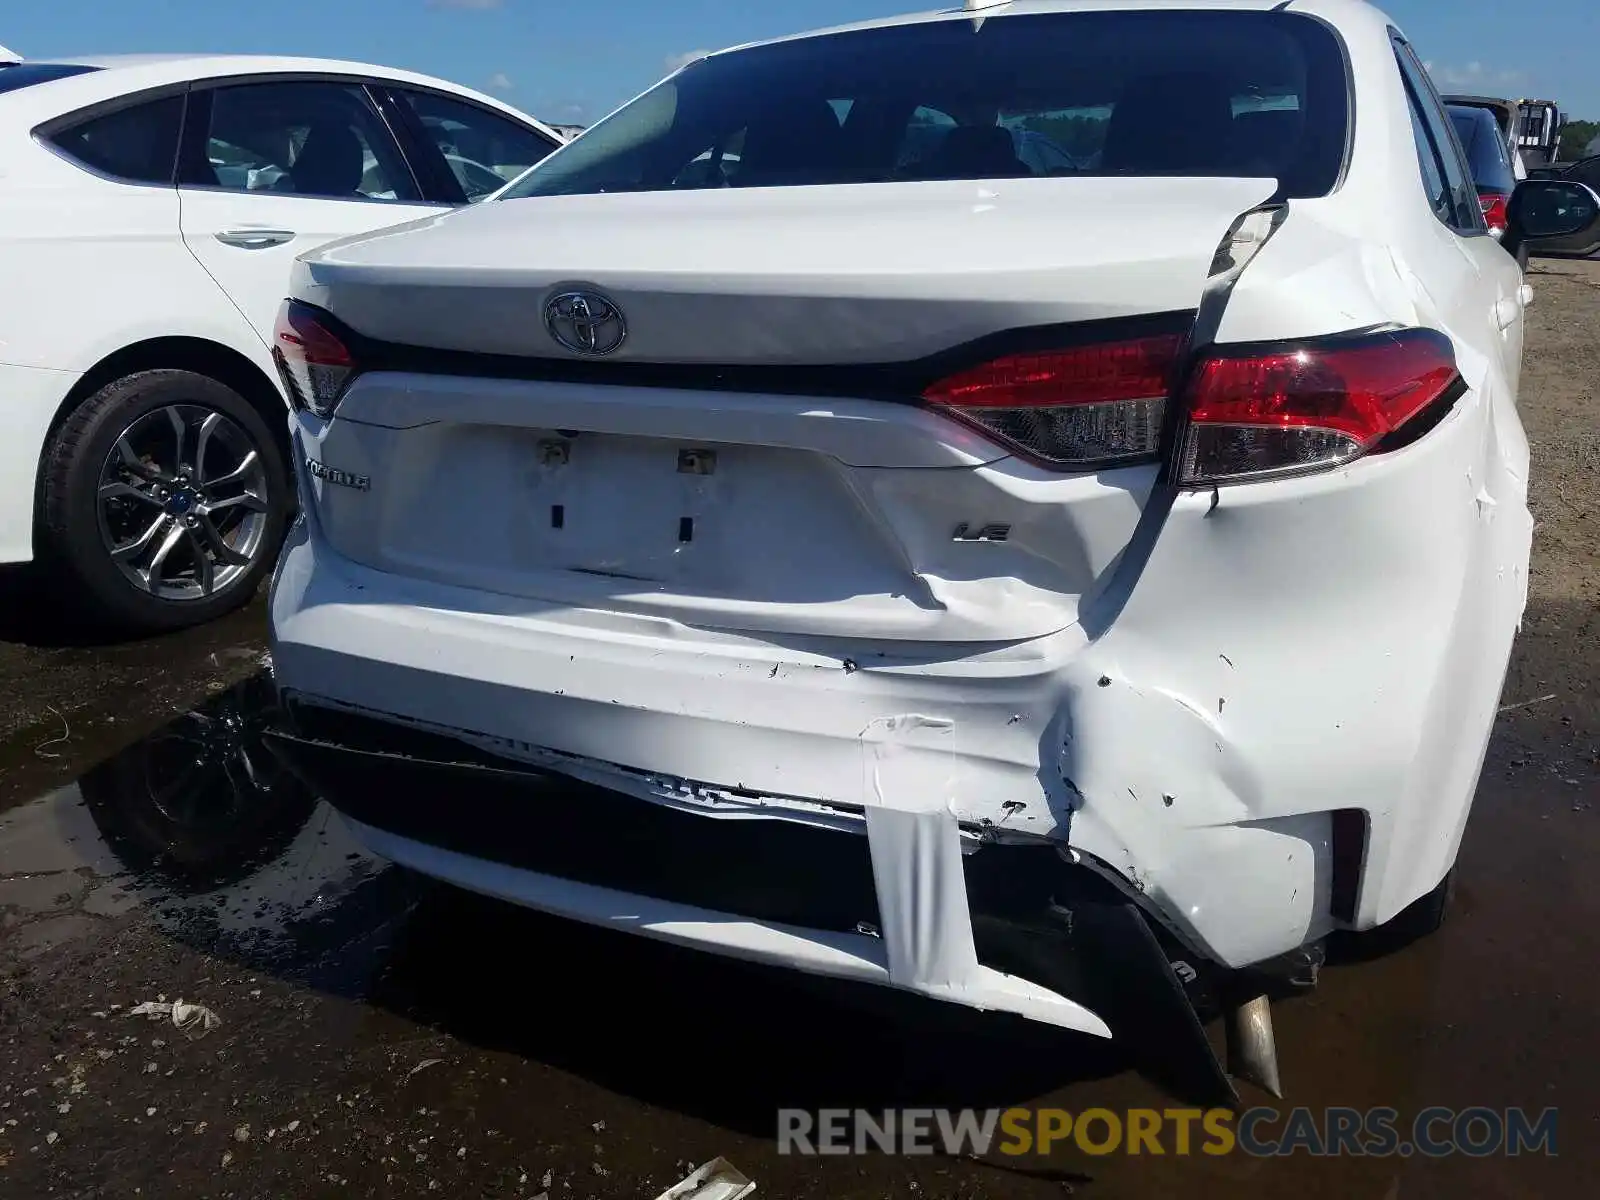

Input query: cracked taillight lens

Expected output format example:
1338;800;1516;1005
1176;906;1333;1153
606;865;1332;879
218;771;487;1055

922;334;1182;468
1177;328;1462;486
273;300;357;419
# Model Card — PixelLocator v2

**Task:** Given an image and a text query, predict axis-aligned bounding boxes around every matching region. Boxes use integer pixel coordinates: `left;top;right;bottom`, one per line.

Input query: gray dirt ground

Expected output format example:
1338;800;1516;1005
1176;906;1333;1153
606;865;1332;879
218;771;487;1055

0;260;1596;1198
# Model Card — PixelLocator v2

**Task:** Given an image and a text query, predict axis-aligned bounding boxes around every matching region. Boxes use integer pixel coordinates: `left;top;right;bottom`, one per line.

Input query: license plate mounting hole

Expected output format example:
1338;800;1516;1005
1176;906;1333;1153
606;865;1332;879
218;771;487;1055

678;449;716;476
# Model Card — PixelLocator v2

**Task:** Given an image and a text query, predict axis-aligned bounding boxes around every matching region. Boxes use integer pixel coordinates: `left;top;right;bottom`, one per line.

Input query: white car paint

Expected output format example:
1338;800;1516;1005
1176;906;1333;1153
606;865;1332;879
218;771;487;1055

270;0;1535;1042
0;54;562;567
303;176;1278;365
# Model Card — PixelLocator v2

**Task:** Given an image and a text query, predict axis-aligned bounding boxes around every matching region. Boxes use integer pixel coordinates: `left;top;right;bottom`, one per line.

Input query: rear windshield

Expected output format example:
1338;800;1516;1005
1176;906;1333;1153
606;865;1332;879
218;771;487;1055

0;63;99;96
1448;107;1515;191
503;10;1350;201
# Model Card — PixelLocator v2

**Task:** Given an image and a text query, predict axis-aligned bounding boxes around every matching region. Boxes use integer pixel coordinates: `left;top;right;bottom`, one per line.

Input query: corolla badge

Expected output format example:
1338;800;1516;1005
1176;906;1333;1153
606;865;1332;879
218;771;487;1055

306;458;370;491
544;290;627;356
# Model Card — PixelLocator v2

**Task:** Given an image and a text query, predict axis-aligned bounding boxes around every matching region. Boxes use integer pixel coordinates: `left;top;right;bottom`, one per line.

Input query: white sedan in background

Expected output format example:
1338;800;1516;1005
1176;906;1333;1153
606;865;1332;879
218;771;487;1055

0;55;561;630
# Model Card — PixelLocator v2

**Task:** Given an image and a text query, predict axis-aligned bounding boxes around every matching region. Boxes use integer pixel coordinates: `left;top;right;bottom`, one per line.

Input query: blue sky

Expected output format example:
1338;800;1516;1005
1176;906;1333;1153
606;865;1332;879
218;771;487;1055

4;0;1596;125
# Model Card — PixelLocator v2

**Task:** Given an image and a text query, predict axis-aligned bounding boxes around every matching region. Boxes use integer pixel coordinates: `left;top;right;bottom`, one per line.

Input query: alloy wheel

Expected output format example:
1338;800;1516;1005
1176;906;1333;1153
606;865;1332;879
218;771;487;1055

95;404;271;601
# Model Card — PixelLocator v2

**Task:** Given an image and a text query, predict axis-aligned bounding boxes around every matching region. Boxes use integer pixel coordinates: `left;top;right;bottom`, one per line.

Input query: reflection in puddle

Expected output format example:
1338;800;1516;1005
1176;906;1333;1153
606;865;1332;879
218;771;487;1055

0;672;407;973
81;673;314;893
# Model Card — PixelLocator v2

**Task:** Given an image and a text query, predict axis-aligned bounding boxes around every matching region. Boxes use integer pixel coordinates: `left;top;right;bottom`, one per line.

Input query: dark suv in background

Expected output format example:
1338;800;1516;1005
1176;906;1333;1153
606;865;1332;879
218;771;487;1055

1448;102;1524;267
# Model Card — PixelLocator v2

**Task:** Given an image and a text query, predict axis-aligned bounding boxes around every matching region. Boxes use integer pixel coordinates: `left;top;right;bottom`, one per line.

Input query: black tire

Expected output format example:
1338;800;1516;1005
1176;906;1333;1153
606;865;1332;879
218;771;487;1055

39;370;290;633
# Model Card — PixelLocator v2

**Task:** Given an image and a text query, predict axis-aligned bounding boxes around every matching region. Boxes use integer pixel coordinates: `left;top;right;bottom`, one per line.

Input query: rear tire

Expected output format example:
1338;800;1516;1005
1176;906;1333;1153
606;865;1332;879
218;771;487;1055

39;370;290;634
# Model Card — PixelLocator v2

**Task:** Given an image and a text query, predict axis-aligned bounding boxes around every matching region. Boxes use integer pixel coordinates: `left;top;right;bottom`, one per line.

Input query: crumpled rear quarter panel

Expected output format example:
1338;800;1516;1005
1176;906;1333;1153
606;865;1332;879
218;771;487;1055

1063;355;1531;966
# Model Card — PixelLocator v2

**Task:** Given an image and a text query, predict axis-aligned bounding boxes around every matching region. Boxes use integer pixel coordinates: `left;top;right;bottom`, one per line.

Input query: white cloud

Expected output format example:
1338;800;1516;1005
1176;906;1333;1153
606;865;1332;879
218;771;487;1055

427;0;503;10
1425;60;1527;91
487;72;513;91
664;49;714;72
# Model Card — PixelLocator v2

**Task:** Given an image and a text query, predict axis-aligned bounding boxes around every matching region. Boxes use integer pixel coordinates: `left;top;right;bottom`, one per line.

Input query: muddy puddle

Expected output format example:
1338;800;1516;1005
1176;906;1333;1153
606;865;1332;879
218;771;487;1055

0;674;398;974
0;671;1595;1198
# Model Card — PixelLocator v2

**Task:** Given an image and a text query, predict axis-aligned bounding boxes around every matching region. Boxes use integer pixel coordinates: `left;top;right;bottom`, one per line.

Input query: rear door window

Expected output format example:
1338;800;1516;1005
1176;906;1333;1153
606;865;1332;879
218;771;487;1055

504;9;1351;200
1405;93;1454;223
1393;41;1483;233
1449;109;1515;192
182;81;420;203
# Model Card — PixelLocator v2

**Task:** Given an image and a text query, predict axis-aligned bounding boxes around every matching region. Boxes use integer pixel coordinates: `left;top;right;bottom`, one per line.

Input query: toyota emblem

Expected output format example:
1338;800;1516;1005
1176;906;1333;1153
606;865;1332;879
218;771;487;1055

544;290;627;356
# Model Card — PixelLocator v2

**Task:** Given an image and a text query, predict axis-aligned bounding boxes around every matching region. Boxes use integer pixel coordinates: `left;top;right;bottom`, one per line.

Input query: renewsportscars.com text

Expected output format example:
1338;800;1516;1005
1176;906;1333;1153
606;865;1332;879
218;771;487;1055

778;1106;1558;1158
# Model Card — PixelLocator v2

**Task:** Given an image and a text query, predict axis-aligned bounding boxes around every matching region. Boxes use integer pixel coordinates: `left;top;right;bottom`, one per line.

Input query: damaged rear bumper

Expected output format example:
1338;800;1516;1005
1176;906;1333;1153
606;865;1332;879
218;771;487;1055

264;704;1241;1102
268;357;1532;1019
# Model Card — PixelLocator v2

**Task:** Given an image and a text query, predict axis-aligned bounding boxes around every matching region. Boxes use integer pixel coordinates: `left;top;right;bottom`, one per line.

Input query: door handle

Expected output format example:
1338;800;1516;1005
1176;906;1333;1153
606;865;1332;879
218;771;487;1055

215;228;296;249
1493;296;1521;330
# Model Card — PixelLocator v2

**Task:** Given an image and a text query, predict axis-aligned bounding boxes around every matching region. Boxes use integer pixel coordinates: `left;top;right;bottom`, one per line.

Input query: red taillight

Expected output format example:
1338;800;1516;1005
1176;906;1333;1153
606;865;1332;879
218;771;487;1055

273;300;356;418
1479;191;1509;234
921;334;1182;467
1178;328;1460;486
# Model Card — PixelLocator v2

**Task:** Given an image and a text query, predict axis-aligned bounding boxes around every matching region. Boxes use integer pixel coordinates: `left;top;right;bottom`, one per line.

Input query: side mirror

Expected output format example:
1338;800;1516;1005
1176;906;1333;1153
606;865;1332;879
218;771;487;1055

1504;178;1600;259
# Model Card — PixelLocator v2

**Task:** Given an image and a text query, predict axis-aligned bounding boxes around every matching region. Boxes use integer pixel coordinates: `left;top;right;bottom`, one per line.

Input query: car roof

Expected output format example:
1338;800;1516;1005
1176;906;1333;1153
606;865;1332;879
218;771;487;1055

1442;94;1517;110
691;0;1390;61
0;53;559;141
41;51;468;81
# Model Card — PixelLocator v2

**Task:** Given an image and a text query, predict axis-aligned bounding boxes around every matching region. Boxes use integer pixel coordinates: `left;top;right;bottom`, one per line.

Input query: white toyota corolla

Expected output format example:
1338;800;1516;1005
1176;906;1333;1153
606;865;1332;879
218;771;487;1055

265;0;1600;1095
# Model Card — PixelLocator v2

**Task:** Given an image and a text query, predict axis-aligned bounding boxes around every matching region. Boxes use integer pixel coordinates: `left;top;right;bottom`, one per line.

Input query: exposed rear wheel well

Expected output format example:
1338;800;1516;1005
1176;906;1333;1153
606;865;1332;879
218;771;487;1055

37;337;288;514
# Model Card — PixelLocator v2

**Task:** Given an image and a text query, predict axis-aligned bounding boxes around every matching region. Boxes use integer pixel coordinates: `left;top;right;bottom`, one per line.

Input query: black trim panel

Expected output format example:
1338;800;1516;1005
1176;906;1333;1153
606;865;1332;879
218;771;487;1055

311;303;1200;404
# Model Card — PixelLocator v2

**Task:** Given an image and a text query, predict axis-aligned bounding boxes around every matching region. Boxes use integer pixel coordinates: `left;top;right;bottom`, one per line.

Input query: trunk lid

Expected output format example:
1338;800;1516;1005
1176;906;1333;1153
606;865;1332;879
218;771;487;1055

300;176;1276;644
297;176;1275;364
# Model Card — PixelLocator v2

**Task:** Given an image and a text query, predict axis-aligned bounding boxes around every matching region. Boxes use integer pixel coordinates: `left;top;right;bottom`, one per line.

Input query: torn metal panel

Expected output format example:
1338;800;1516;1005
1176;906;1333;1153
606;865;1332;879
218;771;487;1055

266;710;1118;1037
434;813;1120;1037
860;715;981;991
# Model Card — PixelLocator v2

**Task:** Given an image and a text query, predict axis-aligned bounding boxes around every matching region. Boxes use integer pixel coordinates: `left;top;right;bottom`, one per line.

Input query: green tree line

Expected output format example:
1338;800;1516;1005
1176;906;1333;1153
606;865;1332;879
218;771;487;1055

1559;119;1599;161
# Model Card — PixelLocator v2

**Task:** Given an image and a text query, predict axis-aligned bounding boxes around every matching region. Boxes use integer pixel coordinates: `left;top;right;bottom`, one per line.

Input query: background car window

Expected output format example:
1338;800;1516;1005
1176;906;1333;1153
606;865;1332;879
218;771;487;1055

399;90;556;201
1005;108;1105;169
188;82;419;202
1450;110;1482;162
1449;108;1516;194
504;9;1350;200
1393;42;1483;233
0;62;99;95
45;94;183;184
